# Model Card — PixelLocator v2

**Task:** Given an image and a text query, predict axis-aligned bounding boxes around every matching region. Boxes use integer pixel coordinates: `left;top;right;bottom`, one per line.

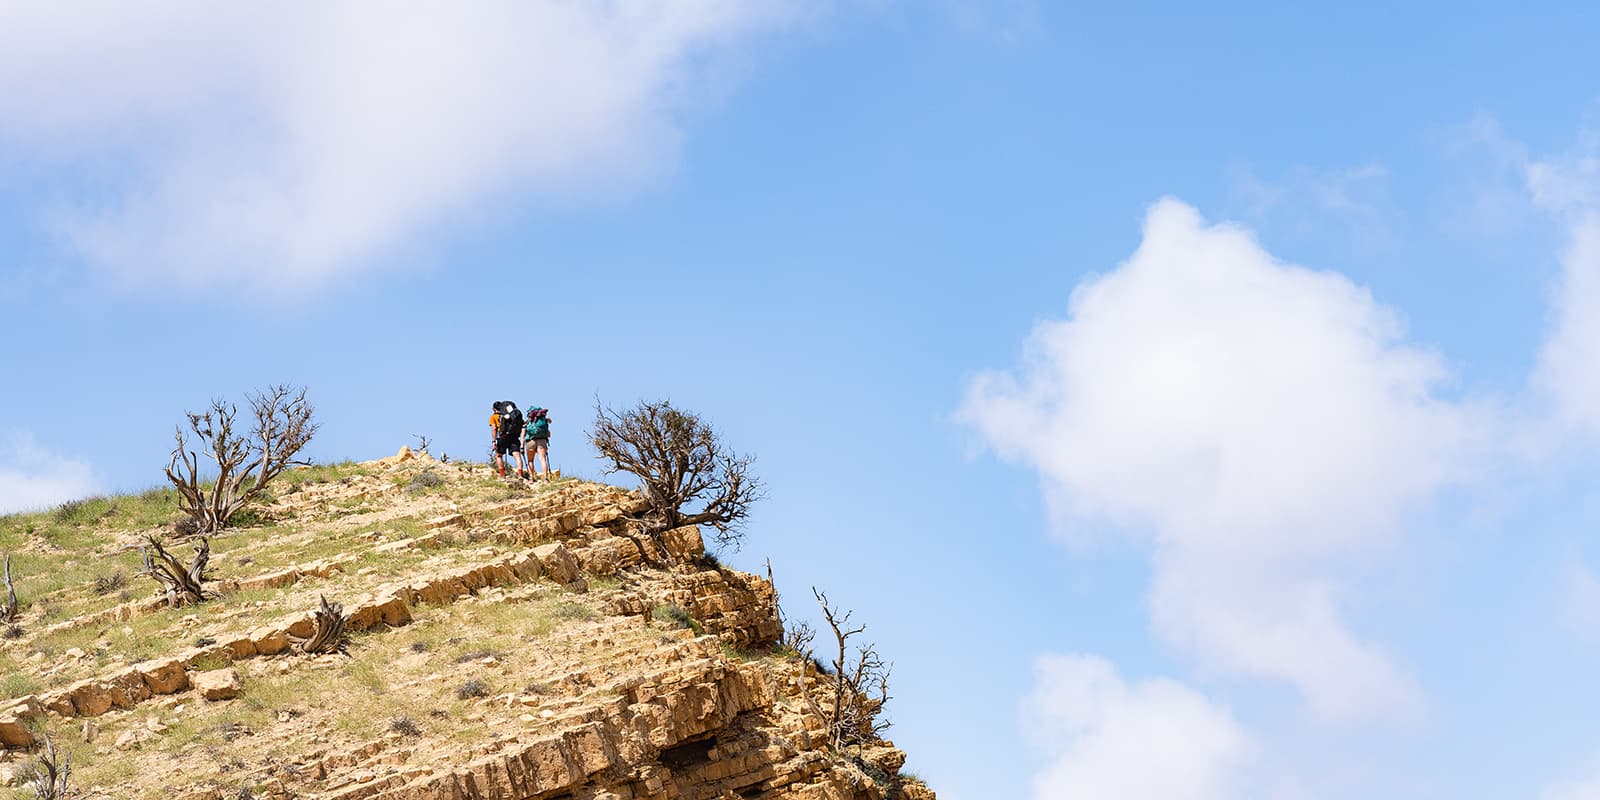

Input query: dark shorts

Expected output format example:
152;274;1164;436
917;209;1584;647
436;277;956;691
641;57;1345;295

494;436;521;456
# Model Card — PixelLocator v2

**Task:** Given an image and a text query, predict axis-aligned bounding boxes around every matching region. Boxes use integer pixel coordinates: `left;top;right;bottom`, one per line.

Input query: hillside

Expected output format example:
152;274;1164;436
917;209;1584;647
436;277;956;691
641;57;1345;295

0;453;935;800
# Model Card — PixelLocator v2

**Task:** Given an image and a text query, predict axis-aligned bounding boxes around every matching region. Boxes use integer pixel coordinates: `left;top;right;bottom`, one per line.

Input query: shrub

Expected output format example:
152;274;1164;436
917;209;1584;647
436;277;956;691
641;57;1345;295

456;679;490;700
91;571;127;596
651;604;700;633
407;470;444;492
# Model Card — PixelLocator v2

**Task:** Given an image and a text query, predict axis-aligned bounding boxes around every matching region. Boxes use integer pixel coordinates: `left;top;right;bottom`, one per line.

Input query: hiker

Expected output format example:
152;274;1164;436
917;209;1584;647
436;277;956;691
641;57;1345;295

489;401;527;478
523;406;552;480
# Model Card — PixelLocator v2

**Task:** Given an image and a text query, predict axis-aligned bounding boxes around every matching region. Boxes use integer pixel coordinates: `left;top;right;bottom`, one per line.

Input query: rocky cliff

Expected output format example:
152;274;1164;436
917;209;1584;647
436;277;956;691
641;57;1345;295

0;454;935;800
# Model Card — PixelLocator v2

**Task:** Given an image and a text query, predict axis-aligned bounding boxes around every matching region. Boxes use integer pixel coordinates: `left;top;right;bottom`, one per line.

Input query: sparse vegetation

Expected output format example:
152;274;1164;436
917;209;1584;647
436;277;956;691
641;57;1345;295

590;398;763;551
0;452;914;797
20;735;72;799
794;588;893;752
406;469;444;492
553;602;597;621
91;570;127;596
140;535;213;607
3;553;18;623
2;668;40;699
455;679;490;700
164;384;319;534
651;603;700;634
453;649;506;664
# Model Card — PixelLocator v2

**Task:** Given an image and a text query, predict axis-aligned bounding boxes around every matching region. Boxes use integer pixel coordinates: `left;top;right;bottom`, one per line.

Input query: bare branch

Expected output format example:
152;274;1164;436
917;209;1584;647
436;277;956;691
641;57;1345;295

298;595;348;655
141;535;211;608
25;734;72;800
589;398;764;552
165;385;318;533
808;587;893;751
2;553;17;624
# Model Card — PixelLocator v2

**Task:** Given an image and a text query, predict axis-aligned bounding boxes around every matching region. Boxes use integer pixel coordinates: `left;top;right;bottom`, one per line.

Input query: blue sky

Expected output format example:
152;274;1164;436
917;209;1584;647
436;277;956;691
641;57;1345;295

5;2;1600;797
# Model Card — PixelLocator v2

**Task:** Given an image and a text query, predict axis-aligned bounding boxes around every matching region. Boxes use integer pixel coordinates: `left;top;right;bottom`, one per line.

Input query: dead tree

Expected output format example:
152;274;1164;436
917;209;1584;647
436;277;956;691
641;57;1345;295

24;735;71;800
795;588;892;752
590;399;763;551
2;554;18;623
298;595;348;654
141;535;212;608
164;384;318;534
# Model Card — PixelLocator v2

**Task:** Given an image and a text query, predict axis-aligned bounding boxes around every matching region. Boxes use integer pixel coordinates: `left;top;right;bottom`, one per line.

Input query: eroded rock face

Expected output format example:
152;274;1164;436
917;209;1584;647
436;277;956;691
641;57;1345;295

6;469;934;800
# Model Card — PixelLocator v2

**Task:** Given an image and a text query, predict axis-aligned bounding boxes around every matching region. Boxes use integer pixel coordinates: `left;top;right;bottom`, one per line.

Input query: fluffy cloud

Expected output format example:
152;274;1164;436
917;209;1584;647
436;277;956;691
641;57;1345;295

0;431;99;515
1026;654;1251;800
0;1;797;291
1526;140;1600;444
962;199;1490;720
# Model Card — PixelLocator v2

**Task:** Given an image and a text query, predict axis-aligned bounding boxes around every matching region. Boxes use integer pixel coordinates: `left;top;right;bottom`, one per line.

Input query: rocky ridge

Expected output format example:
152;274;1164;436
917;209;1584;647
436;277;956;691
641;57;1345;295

0;453;935;799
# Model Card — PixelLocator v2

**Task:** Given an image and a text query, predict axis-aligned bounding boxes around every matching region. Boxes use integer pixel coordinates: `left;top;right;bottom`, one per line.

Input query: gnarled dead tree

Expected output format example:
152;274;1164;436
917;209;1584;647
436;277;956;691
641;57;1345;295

794;588;892;752
298;595;348;654
24;735;71;800
165;384;318;534
2;554;18;624
590;398;763;551
141;535;212;608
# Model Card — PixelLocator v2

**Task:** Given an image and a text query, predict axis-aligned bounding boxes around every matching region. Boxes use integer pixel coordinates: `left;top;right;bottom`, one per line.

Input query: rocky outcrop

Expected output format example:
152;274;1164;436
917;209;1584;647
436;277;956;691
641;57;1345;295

0;461;931;800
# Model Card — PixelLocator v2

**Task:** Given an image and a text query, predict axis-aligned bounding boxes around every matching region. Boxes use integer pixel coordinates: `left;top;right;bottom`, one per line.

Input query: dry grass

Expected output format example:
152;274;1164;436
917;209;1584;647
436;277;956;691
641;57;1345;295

42;586;633;798
0;458;654;798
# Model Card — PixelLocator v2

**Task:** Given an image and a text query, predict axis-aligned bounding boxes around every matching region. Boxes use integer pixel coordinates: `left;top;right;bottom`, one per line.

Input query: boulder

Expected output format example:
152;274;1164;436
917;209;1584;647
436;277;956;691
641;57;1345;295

64;678;114;716
251;626;292;656
533;542;585;591
533;542;580;584
0;696;40;748
192;668;242;701
136;658;189;694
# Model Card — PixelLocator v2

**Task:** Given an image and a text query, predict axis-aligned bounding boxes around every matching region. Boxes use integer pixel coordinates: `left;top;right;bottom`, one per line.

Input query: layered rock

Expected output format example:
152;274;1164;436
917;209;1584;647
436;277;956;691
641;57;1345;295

0;461;933;800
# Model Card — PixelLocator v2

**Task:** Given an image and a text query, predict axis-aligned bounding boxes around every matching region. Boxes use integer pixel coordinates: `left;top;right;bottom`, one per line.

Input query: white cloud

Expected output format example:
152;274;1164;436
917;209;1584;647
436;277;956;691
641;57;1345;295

0;431;99;515
1544;759;1600;800
962;199;1490;720
0;1;799;291
1025;654;1252;800
1526;134;1600;445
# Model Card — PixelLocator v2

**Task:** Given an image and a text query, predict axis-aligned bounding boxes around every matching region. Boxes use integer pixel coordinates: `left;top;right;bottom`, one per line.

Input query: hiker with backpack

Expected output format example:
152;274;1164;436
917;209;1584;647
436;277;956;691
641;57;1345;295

489;401;528;478
523;406;552;481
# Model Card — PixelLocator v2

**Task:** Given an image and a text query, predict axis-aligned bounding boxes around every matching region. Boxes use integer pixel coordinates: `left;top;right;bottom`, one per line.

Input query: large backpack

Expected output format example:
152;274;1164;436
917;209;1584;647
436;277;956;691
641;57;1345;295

526;408;550;439
498;401;523;438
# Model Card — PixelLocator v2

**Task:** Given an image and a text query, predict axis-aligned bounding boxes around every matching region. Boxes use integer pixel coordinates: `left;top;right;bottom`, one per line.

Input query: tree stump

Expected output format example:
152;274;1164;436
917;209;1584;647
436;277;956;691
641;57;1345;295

141;536;211;608
298;595;347;655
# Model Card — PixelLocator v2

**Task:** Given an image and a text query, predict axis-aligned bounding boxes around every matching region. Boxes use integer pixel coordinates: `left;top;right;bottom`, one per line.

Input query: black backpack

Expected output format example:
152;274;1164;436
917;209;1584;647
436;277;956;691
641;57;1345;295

499;401;523;438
